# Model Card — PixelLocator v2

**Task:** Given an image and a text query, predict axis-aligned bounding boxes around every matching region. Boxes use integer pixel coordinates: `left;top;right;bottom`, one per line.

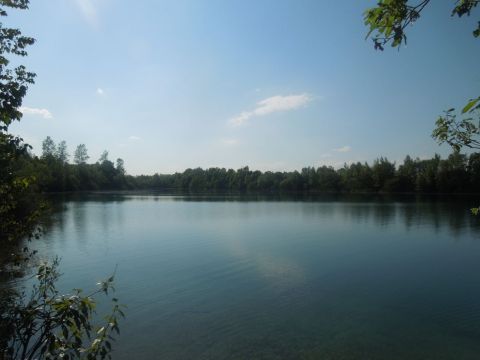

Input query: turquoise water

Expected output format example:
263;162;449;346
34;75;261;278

32;194;480;359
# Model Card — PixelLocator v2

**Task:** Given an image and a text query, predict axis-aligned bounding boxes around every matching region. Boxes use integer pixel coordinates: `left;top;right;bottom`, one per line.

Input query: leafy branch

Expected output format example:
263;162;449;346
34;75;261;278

3;259;125;360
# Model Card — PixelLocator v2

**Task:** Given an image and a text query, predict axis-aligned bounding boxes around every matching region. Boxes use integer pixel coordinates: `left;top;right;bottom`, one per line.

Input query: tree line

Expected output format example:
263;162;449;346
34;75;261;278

26;136;480;194
19;136;130;191
133;153;480;193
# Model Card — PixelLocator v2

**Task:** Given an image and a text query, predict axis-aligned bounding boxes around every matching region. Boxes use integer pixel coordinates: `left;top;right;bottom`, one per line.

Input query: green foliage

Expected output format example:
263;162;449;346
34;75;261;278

0;133;42;244
432;109;480;151
453;0;479;15
41;136;56;159
127;152;480;194
3;259;125;360
0;0;35;130
364;1;478;50
13;137;131;192
364;0;429;50
115;158;125;176
364;1;479;152
56;140;69;164
0;0;39;245
364;0;480;211
98;150;108;164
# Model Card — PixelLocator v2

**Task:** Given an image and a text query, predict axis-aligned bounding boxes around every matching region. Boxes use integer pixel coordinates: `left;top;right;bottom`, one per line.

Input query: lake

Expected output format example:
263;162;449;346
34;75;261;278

29;193;480;359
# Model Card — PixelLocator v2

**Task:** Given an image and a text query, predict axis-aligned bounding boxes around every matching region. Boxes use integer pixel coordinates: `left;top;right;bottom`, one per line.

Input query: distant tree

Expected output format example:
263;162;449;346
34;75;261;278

73;144;89;165
437;151;468;193
301;167;317;190
397;155;417;192
339;162;374;192
316;166;341;192
116;158;125;175
41;136;56;159
468;152;480;186
55;140;69;164
99;150;109;163
416;154;441;193
279;171;303;191
372;157;396;191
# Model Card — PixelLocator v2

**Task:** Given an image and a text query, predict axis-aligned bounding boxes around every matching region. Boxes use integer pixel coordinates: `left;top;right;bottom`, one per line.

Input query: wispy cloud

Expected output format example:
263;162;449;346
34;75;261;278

20;107;53;119
96;88;104;95
220;138;239;146
229;93;312;127
128;136;141;141
75;0;98;26
333;145;351;153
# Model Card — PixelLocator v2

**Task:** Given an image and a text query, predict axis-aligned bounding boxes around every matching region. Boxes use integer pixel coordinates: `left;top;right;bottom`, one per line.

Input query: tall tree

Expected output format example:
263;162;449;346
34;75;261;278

372;157;396;191
116;158;125;175
0;0;35;130
41;136;56;159
73;143;89;165
0;0;37;245
55;140;69;164
98;150;108;163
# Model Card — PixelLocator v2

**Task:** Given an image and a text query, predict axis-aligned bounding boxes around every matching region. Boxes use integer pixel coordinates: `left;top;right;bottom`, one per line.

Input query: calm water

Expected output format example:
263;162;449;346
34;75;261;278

29;193;480;359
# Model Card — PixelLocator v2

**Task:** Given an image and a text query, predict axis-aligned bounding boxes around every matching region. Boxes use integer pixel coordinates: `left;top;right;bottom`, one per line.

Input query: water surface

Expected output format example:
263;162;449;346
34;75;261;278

32;194;480;359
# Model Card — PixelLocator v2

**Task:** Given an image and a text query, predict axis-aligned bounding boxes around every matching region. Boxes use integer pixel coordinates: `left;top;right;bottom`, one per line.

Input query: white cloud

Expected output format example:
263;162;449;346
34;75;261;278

128;136;141;141
230;112;251;127
321;153;332;158
229;93;312;127
333;145;351;153
20;107;53;119
220;138;239;146
75;0;98;26
96;88;104;95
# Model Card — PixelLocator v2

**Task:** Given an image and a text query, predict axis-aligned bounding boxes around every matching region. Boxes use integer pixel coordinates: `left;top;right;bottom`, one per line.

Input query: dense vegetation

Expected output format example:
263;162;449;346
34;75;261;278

134;153;480;193
27;136;129;191
24;136;480;194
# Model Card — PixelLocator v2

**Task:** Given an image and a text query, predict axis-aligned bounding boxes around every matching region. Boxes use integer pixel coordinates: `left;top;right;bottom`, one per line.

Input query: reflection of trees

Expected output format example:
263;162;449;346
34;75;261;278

397;197;480;238
41;193;480;242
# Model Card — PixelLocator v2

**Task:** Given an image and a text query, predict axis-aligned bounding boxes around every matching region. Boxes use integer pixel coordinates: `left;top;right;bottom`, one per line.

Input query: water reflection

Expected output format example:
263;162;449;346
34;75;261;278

32;192;480;359
45;192;480;236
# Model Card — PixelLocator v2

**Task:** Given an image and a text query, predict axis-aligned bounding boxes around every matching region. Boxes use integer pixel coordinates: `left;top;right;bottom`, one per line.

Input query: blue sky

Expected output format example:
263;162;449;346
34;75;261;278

7;0;480;175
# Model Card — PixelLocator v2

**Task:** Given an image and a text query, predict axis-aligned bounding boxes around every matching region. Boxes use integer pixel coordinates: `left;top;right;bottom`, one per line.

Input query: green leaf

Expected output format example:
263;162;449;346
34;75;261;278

462;98;480;114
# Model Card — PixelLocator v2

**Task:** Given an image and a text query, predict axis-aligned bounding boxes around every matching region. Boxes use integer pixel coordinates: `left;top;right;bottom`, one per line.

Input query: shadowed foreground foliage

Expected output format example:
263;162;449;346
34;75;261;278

0;1;124;358
3;260;124;360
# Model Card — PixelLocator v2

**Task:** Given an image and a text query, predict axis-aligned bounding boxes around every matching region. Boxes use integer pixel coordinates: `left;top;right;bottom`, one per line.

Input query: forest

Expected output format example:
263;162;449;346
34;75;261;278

22;136;480;194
